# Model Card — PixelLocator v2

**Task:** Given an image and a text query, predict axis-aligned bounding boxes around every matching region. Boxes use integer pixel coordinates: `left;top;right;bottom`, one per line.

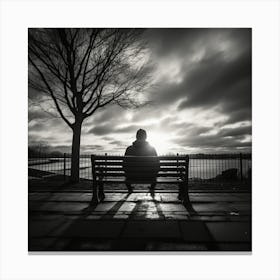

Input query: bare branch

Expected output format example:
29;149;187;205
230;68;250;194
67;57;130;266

29;55;73;129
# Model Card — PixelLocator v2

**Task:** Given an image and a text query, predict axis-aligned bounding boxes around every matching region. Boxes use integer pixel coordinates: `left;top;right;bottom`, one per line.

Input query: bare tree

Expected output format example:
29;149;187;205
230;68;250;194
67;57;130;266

29;28;151;182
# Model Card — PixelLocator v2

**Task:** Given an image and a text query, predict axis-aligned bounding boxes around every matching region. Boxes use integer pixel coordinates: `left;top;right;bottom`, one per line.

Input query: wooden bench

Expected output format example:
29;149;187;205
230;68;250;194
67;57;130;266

90;154;193;209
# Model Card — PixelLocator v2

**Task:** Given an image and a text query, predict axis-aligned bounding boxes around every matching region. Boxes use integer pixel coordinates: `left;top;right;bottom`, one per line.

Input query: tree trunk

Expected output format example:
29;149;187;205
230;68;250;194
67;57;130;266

70;122;82;183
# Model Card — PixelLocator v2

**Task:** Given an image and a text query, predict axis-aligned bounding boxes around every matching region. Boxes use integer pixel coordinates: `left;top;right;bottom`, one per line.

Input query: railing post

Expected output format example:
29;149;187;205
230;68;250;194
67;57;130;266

176;153;180;180
185;155;189;193
239;153;243;182
91;155;98;205
63;153;66;180
105;153;107;178
98;153;106;201
183;154;196;213
181;154;190;201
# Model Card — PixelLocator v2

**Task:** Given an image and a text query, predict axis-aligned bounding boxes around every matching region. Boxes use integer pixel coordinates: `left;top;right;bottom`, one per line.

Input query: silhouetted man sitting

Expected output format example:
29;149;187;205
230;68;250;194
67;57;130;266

124;129;159;194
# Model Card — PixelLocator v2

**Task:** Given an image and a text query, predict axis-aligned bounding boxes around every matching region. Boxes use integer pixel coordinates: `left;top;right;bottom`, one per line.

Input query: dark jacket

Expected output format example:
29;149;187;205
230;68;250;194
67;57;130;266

124;140;159;181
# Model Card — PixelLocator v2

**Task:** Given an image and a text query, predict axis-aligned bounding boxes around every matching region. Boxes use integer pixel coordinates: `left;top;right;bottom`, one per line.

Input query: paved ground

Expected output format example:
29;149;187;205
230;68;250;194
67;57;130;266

29;179;251;251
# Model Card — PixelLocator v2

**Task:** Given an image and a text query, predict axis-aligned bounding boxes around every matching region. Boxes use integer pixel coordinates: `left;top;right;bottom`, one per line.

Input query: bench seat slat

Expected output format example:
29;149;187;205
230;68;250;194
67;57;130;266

94;161;186;167
95;167;185;172
95;172;184;177
96;179;183;184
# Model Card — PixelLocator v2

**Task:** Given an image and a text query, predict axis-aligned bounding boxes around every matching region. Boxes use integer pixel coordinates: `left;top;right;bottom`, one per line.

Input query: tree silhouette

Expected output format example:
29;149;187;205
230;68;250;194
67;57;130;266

29;28;151;182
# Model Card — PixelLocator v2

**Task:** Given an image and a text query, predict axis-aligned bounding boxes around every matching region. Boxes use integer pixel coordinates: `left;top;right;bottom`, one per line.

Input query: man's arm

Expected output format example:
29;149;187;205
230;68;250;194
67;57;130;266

125;146;132;156
123;146;132;171
150;147;160;172
151;147;158;156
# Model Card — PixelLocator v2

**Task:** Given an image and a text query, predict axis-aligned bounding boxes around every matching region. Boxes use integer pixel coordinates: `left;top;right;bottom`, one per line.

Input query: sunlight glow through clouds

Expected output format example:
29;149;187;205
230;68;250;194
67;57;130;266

147;131;176;155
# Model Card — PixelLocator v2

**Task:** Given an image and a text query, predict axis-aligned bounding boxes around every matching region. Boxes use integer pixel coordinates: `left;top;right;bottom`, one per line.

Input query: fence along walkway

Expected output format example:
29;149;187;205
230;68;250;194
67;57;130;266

28;153;251;185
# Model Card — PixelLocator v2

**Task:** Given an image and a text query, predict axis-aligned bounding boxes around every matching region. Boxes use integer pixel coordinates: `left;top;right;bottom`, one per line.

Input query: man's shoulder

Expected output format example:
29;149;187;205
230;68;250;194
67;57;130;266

125;145;134;155
147;144;157;155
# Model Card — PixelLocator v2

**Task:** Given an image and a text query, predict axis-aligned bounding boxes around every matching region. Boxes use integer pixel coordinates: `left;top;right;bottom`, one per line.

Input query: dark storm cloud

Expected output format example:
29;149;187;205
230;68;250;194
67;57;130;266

47;145;71;153
88;123;113;135
173;123;251;152
28;110;49;121
175;132;251;150
167;116;251;152
109;140;127;146
88;123;154;136
146;28;213;59
177;49;251;110
84;105;125;126
28;87;42;100
28;122;45;130
117;125;142;133
219;125;251;137
225;108;251;124
146;28;251;123
146;28;250;60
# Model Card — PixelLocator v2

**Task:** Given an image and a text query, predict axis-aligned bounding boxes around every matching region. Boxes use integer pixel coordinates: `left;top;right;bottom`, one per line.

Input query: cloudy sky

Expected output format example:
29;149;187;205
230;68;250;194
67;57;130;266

28;28;252;155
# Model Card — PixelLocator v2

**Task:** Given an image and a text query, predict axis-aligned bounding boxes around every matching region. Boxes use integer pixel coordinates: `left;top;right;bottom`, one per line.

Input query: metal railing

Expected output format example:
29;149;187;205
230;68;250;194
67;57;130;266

188;153;251;186
28;153;91;180
28;153;251;186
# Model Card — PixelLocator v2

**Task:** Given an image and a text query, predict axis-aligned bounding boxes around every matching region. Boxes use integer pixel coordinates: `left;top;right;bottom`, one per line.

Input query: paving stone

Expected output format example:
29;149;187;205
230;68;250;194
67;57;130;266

69;239;112;251
189;193;251;202
118;202;136;212
188;216;231;222
145;212;160;219
29;237;57;251
132;211;147;217
29;202;89;212
29;193;51;201
165;214;188;220
48;193;89;202
29;219;64;237
146;242;208;251
123;221;180;238
229;202;251;211
180;221;215;242
113;214;129;219
137;201;157;212
160;194;179;202
30;214;66;220
94;202;118;212
48;238;74;250
192;203;232;212
85;215;102;220
126;193;146;201
174;211;188;215
217;242;252;251
206;222;251;242
53;220;125;238
104;194;129;201
160;203;186;212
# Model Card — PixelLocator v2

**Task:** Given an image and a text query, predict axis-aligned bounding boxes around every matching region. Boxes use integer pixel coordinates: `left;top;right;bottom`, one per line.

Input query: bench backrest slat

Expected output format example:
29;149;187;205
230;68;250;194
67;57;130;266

93;161;186;167
95;172;183;177
95;167;185;172
94;155;186;160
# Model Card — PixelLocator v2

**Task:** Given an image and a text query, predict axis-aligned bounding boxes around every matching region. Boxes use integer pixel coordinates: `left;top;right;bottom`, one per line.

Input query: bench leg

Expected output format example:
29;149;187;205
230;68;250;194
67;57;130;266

178;182;185;201
179;182;196;214
91;181;98;205
126;183;133;193
98;181;105;202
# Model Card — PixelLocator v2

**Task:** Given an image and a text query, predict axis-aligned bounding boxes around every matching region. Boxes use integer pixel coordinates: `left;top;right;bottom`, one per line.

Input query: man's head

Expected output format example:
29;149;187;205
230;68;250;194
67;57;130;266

136;129;147;141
